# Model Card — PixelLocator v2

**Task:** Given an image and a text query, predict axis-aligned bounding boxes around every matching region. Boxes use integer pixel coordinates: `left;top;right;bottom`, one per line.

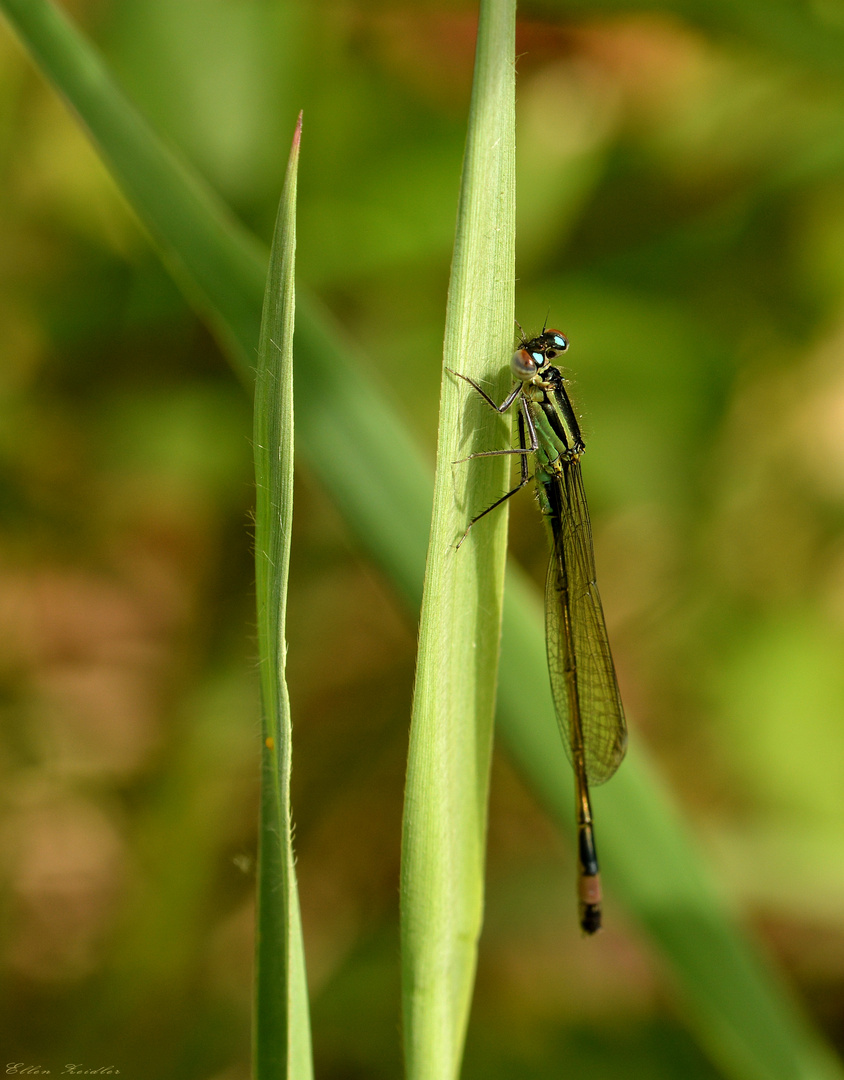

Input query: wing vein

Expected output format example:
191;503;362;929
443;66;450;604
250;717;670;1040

544;460;627;785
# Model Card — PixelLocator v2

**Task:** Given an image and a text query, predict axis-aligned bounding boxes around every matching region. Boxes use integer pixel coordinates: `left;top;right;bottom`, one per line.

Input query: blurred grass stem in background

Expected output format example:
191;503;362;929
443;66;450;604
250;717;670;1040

1;1;844;1079
252;114;312;1079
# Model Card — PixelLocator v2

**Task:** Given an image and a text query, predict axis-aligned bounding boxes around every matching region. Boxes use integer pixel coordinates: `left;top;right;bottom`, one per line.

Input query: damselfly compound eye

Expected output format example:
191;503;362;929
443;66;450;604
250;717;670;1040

547;330;569;352
511;348;538;380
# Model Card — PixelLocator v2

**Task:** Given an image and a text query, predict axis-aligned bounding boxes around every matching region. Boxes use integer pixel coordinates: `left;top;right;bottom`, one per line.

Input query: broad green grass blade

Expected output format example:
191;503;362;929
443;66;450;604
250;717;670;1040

4;3;843;1079
253;114;312;1080
497;576;843;1080
400;2;515;1077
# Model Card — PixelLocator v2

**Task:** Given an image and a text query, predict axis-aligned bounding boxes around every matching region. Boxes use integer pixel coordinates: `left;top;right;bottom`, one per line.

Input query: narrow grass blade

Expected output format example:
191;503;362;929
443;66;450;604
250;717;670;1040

4;4;843;1079
253;114;312;1080
400;2;515;1077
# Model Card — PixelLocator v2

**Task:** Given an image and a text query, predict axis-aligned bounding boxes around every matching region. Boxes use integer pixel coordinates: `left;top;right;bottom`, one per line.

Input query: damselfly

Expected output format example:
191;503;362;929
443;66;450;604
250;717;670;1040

452;328;627;934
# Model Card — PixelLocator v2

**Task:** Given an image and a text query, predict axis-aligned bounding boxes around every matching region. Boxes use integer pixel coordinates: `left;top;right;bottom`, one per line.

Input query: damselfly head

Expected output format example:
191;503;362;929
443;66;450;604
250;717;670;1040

511;328;569;380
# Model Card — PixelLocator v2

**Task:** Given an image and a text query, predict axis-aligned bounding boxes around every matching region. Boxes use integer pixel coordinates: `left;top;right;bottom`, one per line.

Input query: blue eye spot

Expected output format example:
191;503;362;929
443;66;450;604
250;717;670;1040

531;351;543;364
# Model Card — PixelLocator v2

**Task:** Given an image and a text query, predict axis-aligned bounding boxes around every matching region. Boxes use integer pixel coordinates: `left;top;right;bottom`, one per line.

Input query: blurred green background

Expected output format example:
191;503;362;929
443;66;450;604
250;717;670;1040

2;1;844;1077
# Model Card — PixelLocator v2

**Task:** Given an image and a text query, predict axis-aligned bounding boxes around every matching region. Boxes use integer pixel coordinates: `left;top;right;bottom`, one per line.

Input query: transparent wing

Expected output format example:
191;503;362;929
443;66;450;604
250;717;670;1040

544;460;627;785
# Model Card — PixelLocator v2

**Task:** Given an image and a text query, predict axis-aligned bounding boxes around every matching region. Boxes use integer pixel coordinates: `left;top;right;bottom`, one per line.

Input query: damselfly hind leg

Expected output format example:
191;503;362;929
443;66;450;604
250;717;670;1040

455;405;535;549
